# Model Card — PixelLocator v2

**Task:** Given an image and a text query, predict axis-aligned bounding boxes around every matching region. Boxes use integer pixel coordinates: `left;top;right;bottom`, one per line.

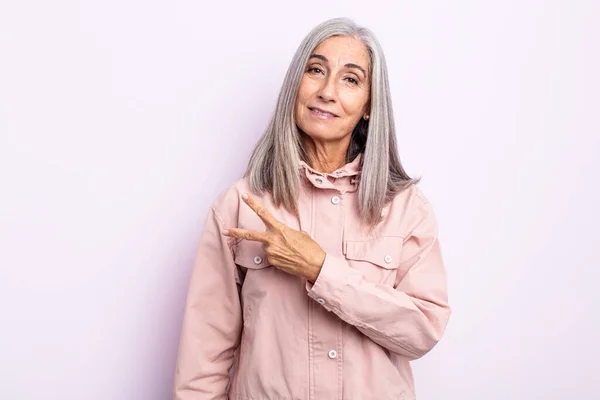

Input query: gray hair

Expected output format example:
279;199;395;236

243;17;420;232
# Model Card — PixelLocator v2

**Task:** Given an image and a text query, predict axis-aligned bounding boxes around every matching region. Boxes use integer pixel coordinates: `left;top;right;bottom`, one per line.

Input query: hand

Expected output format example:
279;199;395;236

222;192;326;283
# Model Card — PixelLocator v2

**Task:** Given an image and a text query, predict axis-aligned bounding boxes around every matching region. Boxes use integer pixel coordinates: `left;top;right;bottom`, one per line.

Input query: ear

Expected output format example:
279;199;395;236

363;102;371;119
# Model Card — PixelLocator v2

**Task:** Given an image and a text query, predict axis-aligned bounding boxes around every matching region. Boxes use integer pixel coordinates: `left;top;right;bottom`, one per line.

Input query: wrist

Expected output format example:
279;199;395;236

307;250;326;283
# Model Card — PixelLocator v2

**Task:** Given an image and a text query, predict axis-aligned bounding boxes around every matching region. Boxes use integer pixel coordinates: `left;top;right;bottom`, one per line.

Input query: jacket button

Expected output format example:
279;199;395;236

254;256;262;264
331;196;340;204
316;298;325;305
328;349;337;359
315;178;323;184
384;255;392;263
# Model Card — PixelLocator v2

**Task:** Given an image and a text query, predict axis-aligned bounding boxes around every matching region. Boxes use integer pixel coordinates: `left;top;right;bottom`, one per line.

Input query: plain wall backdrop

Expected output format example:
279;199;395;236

1;1;599;399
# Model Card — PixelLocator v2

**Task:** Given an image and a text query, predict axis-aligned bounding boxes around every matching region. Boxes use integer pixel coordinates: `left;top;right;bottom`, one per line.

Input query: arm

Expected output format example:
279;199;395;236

306;193;451;360
173;207;243;400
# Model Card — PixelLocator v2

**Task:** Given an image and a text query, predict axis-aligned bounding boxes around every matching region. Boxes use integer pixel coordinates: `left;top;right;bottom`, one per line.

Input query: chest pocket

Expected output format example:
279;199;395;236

233;239;271;271
342;236;405;285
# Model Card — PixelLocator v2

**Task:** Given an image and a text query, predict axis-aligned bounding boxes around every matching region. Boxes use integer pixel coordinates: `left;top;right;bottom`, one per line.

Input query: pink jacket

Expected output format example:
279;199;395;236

173;152;451;400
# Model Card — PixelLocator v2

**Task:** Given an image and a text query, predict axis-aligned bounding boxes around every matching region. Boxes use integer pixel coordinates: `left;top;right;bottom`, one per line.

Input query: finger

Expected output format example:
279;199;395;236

242;193;283;229
223;227;269;244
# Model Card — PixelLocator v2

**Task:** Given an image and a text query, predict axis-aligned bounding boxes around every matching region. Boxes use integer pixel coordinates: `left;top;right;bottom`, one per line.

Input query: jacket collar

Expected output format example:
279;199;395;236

298;152;363;178
297;152;362;192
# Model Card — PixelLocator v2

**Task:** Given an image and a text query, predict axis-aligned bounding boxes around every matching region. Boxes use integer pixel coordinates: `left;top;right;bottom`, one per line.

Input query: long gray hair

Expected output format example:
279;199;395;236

244;17;420;232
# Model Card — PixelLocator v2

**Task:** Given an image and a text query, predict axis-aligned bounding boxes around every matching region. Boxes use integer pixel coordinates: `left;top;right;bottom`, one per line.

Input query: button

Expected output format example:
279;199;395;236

316;298;325;305
328;349;337;359
331;196;340;204
384;255;392;263
253;256;263;264
335;170;343;175
314;178;323;184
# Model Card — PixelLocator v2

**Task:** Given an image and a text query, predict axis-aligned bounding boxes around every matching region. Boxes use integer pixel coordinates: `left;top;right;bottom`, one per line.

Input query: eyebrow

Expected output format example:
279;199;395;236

309;53;368;78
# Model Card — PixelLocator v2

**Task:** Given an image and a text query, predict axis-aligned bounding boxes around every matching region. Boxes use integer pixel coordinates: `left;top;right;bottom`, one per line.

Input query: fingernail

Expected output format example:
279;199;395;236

242;193;249;200
223;229;229;235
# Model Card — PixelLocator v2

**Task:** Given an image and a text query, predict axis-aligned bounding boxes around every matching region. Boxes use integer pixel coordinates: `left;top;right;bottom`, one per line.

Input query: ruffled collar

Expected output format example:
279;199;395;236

298;152;363;178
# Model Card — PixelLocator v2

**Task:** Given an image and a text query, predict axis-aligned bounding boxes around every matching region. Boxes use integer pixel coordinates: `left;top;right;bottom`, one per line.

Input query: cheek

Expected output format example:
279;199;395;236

295;81;317;120
295;83;309;110
296;80;311;107
340;91;369;118
294;96;305;122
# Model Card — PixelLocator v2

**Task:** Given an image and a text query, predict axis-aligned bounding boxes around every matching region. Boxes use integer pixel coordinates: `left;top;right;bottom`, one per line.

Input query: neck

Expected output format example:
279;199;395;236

301;133;350;174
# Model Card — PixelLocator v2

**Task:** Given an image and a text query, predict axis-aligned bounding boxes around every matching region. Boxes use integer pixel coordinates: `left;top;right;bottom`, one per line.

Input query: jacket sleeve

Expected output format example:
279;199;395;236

173;206;243;400
305;191;451;360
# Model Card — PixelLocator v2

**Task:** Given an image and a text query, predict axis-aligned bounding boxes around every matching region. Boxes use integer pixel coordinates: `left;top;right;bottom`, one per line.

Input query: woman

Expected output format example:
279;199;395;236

173;17;451;400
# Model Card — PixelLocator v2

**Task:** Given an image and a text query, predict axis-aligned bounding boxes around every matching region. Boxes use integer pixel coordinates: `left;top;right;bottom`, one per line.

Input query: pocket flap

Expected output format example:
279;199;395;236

343;236;404;269
233;240;270;270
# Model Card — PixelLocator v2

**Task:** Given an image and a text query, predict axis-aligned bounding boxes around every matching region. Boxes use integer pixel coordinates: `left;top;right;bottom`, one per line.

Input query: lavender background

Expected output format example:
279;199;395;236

1;1;598;399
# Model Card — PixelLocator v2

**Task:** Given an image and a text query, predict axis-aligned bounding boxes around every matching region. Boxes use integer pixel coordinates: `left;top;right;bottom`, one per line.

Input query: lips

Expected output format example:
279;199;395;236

308;107;338;117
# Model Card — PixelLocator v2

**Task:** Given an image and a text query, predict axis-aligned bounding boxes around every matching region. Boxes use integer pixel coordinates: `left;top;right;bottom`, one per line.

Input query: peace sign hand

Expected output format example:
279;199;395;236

222;193;325;283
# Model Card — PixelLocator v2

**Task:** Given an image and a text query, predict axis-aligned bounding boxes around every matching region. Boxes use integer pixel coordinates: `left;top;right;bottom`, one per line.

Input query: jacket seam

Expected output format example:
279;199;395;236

210;206;237;251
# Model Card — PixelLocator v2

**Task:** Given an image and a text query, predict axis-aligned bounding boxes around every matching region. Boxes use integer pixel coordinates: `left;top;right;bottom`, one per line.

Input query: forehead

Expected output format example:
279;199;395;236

312;36;370;67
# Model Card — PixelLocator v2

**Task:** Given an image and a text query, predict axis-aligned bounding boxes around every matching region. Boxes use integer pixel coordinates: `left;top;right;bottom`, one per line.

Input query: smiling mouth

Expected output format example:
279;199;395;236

308;107;338;118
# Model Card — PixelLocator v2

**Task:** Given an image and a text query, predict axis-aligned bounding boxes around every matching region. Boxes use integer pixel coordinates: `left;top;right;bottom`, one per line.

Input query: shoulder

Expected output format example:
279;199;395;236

209;176;272;228
208;176;247;226
389;183;432;211
386;183;438;236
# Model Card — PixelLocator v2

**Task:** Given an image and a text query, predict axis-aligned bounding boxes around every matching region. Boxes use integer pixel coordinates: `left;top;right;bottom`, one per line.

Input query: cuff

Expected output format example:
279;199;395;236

305;252;358;312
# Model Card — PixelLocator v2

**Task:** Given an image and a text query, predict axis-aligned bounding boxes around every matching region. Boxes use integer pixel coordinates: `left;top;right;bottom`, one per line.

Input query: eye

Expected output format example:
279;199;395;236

308;67;324;74
345;77;359;85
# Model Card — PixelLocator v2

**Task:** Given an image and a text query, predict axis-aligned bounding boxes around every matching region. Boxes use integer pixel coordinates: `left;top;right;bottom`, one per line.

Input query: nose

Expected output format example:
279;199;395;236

317;75;337;103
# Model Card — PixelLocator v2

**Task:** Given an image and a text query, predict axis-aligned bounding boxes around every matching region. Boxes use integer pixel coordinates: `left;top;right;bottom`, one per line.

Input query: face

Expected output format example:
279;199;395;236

294;35;371;144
